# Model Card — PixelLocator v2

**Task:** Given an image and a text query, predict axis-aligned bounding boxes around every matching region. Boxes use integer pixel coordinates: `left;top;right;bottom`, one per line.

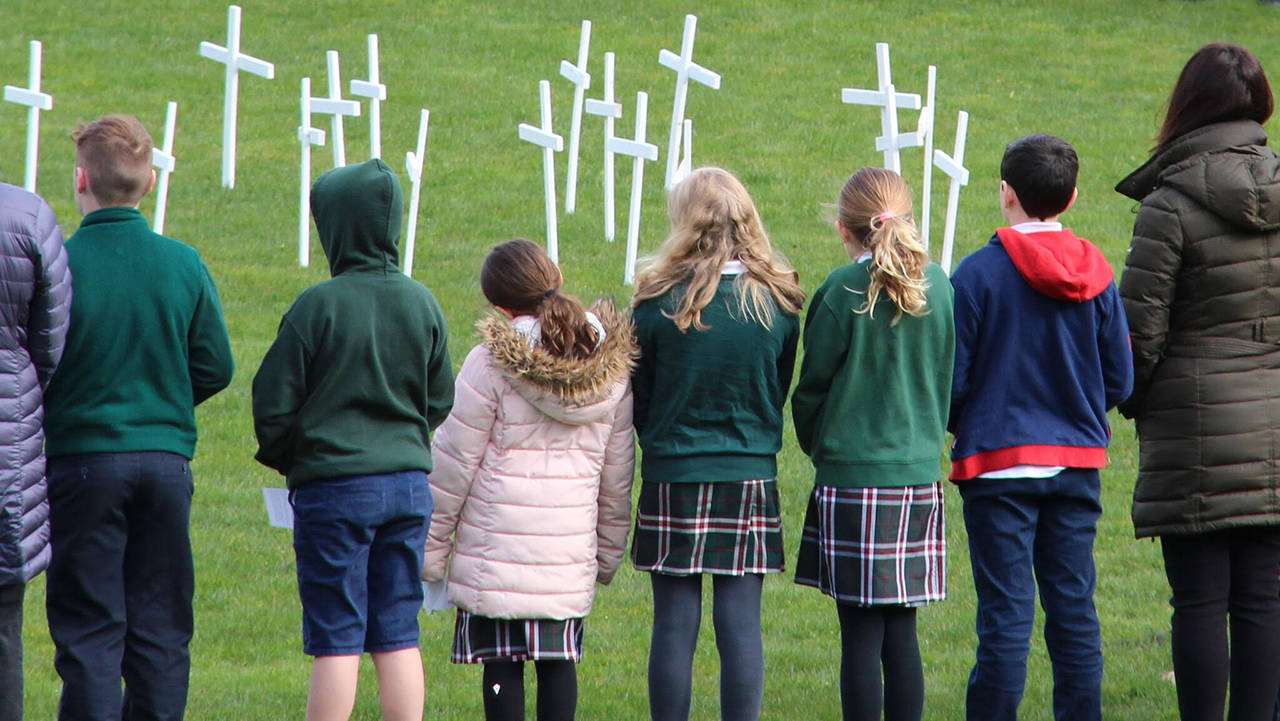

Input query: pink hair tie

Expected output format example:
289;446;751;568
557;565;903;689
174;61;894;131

876;211;895;222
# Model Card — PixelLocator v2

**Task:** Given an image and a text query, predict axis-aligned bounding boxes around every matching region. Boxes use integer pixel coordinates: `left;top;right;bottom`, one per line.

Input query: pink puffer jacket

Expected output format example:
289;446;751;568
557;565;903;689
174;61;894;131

422;301;636;620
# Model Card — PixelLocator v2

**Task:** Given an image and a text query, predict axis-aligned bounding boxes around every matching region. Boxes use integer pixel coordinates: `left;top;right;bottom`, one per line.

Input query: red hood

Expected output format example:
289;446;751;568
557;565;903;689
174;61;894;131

995;227;1113;302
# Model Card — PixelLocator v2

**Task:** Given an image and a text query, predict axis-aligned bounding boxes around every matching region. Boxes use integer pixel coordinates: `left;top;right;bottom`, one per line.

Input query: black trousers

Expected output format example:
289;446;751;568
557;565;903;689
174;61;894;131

0;582;23;721
46;452;194;721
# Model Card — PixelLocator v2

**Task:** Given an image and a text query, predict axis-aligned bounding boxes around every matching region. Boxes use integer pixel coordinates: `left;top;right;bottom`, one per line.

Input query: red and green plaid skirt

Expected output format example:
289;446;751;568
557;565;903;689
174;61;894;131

451;610;584;664
794;483;946;607
631;478;784;576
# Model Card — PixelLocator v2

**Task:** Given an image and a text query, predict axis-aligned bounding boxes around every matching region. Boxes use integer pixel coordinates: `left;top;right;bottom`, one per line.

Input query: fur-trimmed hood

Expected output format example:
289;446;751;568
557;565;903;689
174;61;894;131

477;299;637;425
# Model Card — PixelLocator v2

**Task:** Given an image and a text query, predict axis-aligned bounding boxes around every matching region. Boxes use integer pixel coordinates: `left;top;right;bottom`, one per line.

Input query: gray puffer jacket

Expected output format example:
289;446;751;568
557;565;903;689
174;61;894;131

0;183;71;585
1116;120;1280;538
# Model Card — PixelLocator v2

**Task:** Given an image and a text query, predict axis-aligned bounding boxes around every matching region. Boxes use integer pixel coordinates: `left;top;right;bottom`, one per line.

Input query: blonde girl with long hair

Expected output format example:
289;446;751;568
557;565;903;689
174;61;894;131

630;167;804;721
791;167;955;721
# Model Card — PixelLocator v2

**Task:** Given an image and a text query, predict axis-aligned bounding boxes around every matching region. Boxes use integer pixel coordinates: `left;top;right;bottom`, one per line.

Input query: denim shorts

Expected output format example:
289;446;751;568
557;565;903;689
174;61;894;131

291;470;432;656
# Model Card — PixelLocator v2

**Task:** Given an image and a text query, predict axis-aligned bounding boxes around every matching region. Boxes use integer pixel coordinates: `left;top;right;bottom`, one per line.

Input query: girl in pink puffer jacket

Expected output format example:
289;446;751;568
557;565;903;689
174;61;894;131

423;239;636;721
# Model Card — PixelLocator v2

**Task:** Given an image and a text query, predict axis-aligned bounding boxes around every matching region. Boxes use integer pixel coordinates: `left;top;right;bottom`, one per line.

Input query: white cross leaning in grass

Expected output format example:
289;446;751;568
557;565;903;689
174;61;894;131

3;40;53;194
199;4;274;189
403;108;430;278
934;110;970;275
349;34;386;160
296;77;327;268
584;51;621;242
608;91;659;286
671;117;693;188
518;80;564;264
321;51;361;168
559;20;592;215
151;102;179;235
659;14;720;191
841;43;921;174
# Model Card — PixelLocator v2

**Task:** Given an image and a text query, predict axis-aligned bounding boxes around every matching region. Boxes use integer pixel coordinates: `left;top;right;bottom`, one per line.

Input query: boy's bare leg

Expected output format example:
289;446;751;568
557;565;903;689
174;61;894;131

306;655;360;721
372;647;425;721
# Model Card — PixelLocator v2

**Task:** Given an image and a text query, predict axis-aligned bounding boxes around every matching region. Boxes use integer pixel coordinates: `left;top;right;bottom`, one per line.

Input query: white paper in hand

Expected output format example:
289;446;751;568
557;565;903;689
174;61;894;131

263;487;294;530
422;580;453;613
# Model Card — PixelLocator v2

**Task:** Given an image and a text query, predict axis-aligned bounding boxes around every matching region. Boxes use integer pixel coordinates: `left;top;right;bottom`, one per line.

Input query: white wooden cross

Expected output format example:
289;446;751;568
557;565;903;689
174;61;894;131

517;80;564;264
841;43;921;173
403;108;431;277
934;110;970;274
4;40;52;193
151;102;179;235
608;91;659;285
297;77;327;268
321;51;361;168
350;34;387;160
199;4;275;189
559;20;591;215
584;51;621;242
670;117;693;187
659;14;720;190
917;66;937;248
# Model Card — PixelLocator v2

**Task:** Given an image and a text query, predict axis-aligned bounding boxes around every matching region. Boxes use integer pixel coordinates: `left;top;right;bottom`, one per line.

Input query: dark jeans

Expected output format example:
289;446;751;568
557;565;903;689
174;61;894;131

647;573;764;721
959;469;1103;721
0;582;23;721
46;452;194;721
1161;527;1280;721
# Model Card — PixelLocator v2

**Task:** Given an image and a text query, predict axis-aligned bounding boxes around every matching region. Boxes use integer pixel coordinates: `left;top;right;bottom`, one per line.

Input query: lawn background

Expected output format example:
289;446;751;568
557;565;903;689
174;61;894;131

2;1;1276;718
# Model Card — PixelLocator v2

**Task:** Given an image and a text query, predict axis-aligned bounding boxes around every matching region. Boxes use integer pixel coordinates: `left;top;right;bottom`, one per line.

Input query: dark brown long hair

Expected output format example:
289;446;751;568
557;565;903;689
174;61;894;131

480;239;598;359
1156;43;1273;153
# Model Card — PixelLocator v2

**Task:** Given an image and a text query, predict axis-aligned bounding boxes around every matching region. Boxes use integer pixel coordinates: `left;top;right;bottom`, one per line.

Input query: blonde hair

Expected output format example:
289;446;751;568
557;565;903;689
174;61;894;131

73;115;154;207
838;167;930;324
632;167;805;331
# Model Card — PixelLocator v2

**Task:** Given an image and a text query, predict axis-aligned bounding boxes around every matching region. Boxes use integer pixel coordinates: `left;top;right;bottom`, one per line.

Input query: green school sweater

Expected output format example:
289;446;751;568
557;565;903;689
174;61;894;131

252;159;454;489
632;276;799;484
791;260;955;488
44;207;234;458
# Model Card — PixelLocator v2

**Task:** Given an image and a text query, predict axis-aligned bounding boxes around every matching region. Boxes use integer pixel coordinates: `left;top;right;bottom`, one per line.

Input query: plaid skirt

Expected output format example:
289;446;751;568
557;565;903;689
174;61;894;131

451;610;585;664
631;478;784;576
794;483;945;607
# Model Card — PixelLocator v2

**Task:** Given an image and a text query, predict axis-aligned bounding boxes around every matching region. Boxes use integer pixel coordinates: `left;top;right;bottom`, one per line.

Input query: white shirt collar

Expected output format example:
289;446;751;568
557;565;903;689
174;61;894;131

722;260;747;275
1010;221;1062;234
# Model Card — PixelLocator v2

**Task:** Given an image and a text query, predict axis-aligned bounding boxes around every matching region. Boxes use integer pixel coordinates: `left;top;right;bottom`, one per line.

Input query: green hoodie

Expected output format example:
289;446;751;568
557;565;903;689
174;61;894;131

252;159;454;489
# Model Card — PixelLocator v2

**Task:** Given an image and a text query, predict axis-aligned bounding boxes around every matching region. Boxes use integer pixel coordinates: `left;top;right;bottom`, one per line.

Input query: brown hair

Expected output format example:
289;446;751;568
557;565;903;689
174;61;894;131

838;167;930;324
73;115;154;207
480;239;598;360
632;167;805;331
1156;43;1273;153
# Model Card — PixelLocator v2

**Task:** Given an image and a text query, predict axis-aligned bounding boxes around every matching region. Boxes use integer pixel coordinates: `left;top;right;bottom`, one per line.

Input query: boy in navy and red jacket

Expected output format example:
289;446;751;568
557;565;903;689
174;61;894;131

949;134;1132;721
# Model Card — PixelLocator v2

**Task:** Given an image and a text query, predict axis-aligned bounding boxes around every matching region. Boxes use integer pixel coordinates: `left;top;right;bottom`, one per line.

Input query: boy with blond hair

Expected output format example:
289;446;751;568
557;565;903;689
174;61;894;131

43;114;233;721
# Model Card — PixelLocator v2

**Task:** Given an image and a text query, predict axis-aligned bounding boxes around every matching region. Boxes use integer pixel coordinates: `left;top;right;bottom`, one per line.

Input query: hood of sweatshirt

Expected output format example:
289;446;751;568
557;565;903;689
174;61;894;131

994;227;1114;303
478;298;637;426
310;158;402;276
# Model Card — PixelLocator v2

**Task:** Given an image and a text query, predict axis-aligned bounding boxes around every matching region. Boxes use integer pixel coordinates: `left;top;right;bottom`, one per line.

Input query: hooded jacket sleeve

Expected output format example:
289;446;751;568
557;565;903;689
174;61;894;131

1098;285;1134;410
948;264;983;433
423;297;455;429
1118;194;1183;417
423;346;499;582
188;262;234;405
596;382;635;585
26;197;70;389
252;315;310;475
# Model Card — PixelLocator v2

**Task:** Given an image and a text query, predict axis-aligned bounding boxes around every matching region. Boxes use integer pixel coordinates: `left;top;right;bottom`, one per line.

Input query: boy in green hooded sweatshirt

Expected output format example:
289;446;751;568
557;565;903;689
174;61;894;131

252;159;454;721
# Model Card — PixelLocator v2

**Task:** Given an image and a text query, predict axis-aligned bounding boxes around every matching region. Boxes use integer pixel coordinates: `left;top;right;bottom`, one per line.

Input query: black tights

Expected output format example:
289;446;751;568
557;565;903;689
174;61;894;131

482;660;577;721
836;603;924;721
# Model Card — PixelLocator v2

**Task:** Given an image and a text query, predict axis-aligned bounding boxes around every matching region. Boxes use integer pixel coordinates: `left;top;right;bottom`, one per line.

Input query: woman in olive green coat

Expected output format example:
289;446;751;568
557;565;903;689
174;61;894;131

1116;43;1280;721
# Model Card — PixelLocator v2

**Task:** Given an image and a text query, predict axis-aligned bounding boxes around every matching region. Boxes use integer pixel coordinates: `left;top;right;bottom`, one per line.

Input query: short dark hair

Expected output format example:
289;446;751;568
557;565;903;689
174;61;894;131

1000;134;1078;220
1157;43;1272;152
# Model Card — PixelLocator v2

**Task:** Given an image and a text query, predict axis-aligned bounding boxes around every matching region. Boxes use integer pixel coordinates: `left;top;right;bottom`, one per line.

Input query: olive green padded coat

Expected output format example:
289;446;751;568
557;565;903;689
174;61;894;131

1116;120;1280;538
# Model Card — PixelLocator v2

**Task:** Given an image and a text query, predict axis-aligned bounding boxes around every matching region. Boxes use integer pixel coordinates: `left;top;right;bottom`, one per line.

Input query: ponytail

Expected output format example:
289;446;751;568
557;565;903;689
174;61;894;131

537;290;599;360
481;239;599;360
837;168;931;325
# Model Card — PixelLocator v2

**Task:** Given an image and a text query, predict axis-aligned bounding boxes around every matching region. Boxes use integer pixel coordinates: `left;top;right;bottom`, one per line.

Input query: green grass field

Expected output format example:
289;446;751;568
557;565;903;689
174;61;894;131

4;1;1277;718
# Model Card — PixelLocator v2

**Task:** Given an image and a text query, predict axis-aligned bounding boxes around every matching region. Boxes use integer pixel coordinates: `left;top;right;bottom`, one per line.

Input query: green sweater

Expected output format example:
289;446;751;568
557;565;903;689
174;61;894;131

44;207;234;458
632;276;799;483
252;159;454;489
791;260;954;488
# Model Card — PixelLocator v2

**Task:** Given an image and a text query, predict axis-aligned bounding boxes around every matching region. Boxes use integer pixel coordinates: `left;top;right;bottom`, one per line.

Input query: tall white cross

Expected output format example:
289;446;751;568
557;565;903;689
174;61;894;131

151;102;179;235
659;14;720;190
518;80;564;264
4;40;53;194
841;43;921;173
608;91;659;285
559;20;591;215
297;76;327;268
670;117;693;187
350;34;387;160
321;51;361;168
584;51;621;242
403;108;431;277
199;4;275;189
917;66;938;248
934;110;970;275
